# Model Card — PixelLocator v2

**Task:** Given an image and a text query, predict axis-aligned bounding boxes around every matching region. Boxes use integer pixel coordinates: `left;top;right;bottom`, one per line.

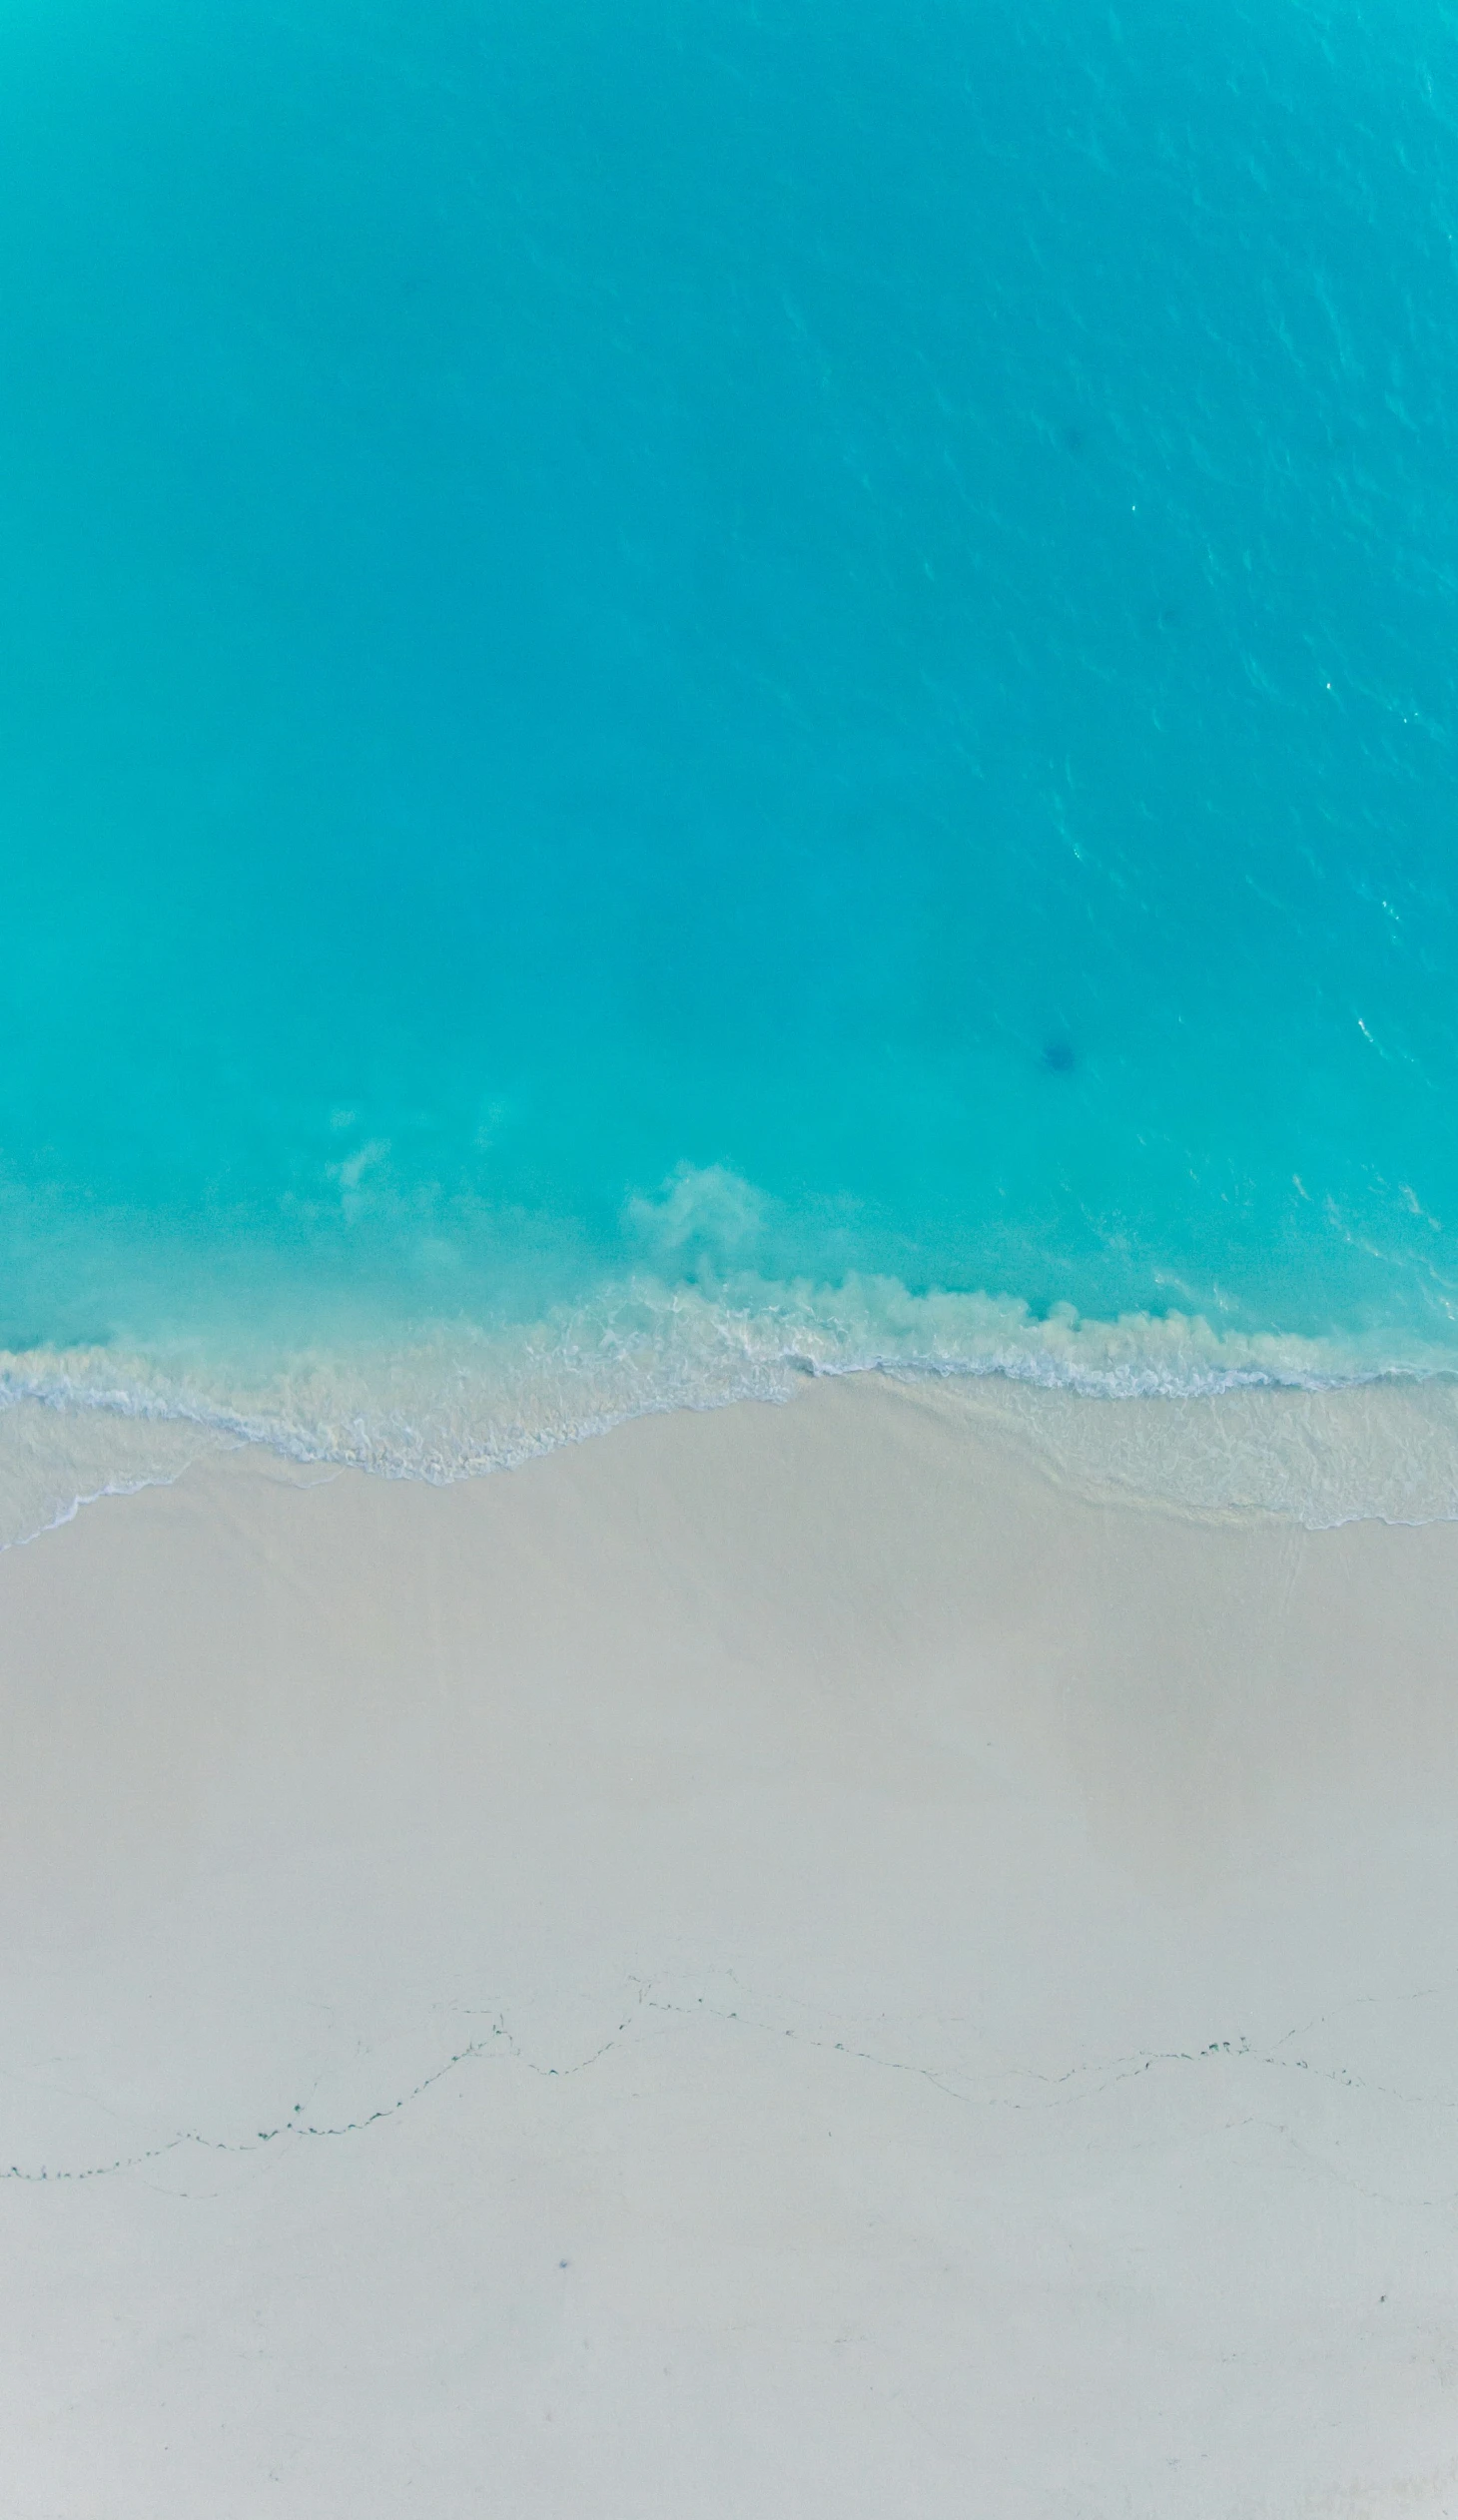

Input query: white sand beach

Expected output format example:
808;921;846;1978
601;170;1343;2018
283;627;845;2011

2;1372;1456;2517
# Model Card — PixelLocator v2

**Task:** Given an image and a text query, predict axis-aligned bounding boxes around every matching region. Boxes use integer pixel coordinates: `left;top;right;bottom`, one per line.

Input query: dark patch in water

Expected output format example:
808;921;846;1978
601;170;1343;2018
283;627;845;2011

1043;1039;1077;1074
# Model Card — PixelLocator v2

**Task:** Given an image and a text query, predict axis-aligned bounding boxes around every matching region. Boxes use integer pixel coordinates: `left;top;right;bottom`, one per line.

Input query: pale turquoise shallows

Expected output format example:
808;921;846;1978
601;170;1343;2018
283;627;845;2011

3;1;1458;1485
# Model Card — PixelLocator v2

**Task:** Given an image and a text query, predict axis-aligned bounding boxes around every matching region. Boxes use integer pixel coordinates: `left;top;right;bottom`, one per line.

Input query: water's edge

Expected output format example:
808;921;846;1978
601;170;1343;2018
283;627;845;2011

7;1269;1458;1547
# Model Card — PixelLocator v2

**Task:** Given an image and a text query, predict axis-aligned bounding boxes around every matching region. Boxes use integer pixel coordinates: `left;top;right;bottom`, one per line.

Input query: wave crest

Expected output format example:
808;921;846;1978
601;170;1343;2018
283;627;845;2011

4;1269;1458;1544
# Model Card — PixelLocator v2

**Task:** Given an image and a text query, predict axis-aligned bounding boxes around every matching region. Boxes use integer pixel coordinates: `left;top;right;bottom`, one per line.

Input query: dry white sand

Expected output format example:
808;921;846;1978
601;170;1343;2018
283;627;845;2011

2;1372;1456;2518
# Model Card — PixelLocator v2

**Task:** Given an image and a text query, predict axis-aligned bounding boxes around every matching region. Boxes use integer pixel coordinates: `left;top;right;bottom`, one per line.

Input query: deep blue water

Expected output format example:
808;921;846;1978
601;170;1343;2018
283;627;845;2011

4;0;1458;1463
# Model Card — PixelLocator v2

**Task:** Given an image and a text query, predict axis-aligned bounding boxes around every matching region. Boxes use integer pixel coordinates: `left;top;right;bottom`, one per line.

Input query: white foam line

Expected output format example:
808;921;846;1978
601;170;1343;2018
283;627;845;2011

3;1270;1458;1538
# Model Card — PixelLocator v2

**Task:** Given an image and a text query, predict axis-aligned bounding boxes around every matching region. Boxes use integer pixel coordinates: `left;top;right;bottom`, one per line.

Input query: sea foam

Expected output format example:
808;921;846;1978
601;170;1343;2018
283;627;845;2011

6;1272;1458;1548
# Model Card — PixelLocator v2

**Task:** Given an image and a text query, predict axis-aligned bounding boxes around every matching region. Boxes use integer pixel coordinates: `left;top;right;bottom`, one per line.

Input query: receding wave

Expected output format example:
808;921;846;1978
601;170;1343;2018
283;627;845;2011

5;1268;1458;1545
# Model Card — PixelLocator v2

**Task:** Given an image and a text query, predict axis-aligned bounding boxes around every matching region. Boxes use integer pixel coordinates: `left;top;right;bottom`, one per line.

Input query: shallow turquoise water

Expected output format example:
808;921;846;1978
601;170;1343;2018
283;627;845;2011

4;1;1458;1474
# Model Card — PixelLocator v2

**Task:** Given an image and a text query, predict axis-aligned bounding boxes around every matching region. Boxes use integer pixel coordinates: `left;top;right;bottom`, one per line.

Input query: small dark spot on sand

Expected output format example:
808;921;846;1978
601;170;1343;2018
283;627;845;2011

1044;1039;1077;1074
559;2258;570;2269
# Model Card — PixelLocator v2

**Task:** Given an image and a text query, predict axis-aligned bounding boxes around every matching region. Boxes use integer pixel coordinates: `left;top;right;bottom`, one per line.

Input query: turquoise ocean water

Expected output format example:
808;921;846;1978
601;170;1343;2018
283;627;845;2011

5;0;1458;1517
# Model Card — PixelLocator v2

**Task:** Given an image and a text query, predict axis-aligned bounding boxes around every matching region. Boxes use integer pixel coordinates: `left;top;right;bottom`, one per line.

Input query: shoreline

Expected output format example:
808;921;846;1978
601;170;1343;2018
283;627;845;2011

10;1333;1458;1556
3;1371;1457;2514
9;1269;1458;1552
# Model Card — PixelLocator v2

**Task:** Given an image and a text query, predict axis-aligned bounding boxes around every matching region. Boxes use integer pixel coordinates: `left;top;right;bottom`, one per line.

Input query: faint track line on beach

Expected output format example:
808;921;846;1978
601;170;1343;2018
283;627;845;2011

0;1997;649;2189
3;1972;1456;2190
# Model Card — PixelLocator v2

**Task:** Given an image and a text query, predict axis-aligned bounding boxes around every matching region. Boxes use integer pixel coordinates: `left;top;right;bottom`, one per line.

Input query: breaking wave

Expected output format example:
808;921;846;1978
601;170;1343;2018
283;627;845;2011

6;1267;1458;1545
